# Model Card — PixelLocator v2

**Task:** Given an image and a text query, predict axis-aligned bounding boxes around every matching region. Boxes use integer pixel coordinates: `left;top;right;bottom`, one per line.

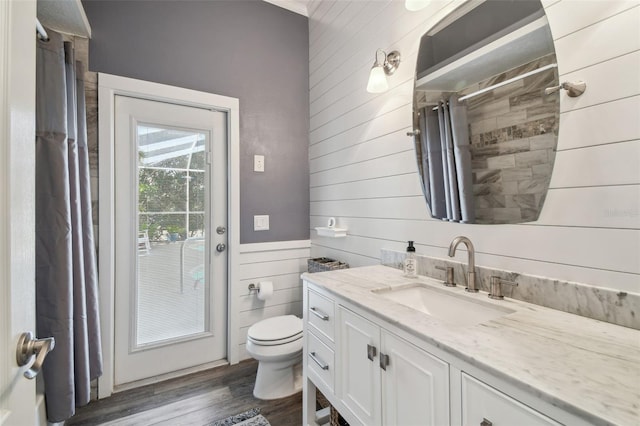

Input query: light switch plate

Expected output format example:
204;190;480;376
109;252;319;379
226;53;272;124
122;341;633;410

254;215;269;231
254;155;265;172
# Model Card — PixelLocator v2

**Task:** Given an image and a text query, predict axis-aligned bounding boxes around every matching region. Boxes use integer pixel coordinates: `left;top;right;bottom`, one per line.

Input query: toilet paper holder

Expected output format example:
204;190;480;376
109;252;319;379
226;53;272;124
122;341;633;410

248;281;274;300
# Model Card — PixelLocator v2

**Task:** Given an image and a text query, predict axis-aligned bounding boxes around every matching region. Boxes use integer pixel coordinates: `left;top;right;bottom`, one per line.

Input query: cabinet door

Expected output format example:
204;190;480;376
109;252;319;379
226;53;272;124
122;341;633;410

382;331;450;426
339;307;382;426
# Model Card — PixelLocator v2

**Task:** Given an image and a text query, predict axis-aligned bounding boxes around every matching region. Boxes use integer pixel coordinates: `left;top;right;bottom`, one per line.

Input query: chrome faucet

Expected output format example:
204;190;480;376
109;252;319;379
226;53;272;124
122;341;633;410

448;236;477;293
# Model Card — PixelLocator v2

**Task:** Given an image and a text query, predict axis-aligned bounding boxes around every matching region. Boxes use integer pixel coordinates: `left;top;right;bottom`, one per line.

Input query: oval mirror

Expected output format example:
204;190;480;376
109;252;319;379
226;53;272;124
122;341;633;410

412;0;559;224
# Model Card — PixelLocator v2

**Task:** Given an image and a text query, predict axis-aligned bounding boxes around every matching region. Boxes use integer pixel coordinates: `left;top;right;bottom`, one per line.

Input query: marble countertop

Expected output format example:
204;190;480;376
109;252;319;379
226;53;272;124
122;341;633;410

301;265;640;426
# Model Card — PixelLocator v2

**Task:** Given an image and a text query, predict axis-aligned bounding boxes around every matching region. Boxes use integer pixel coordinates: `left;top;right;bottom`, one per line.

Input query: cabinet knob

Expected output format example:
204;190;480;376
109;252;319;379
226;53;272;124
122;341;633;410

379;353;390;371
480;418;493;426
367;344;377;361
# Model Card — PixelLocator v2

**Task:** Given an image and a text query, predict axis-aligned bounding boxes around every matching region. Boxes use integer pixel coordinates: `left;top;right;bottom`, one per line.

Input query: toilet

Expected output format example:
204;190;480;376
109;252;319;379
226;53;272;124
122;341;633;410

246;314;303;400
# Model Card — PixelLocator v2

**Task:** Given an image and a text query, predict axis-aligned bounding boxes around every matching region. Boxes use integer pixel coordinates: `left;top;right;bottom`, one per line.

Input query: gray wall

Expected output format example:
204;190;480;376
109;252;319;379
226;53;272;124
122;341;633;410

83;0;309;244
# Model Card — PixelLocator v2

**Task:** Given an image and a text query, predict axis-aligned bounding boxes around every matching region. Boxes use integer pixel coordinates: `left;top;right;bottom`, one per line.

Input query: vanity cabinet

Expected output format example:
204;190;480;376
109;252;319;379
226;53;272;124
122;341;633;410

303;280;580;426
338;306;450;426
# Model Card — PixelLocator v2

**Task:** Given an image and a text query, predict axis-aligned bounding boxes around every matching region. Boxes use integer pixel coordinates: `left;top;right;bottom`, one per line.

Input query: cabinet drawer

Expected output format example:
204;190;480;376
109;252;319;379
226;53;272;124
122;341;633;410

308;289;335;342
307;331;335;393
462;373;560;426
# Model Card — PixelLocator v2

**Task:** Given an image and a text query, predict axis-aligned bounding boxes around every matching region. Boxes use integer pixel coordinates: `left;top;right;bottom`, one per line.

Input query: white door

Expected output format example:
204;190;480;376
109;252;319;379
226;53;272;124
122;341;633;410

1;0;38;424
113;96;228;385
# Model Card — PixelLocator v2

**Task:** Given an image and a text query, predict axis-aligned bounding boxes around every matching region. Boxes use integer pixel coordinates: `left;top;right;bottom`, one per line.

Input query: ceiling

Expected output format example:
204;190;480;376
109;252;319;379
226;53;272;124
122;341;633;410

263;0;310;17
36;0;310;41
37;0;92;38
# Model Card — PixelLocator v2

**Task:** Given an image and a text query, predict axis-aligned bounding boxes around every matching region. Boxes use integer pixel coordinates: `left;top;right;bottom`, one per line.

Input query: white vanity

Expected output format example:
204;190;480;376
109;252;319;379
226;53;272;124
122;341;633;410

301;265;640;426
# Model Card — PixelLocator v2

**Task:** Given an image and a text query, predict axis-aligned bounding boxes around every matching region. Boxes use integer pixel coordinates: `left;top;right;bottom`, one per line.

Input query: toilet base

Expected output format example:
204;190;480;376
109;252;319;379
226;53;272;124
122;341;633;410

253;359;302;400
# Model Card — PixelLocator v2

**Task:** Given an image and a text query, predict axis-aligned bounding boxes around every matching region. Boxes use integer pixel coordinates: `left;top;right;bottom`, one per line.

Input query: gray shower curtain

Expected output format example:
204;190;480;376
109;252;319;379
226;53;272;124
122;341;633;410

419;95;474;223
36;30;103;423
419;106;446;219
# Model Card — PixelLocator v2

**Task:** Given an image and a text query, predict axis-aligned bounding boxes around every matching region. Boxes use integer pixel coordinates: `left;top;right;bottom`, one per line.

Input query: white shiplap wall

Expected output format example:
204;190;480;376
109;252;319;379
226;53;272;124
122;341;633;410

235;241;310;361
308;0;640;293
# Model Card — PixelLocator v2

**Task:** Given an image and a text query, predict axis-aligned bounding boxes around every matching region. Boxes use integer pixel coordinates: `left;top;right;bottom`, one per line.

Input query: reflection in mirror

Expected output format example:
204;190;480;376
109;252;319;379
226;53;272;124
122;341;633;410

412;0;559;224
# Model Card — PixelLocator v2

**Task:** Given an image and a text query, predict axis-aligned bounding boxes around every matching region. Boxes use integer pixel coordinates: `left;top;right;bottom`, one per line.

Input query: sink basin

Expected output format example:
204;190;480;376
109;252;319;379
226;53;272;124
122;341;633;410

373;283;514;326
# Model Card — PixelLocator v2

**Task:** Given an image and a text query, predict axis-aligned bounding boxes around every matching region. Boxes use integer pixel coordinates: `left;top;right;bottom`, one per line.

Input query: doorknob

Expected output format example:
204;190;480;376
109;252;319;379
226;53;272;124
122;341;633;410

216;226;226;235
16;332;55;379
216;243;226;252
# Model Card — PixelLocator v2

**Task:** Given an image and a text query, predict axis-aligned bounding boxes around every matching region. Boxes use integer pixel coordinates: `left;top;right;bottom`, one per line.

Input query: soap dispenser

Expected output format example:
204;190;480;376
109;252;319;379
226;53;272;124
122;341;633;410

403;241;417;278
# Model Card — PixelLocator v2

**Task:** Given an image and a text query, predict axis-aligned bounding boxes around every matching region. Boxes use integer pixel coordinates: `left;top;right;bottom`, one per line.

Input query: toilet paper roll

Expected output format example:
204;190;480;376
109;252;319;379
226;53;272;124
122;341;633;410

257;281;274;301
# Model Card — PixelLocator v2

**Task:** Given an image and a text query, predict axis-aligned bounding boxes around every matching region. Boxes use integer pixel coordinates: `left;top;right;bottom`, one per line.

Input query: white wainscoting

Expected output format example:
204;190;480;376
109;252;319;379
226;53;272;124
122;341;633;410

235;240;310;361
308;1;640;293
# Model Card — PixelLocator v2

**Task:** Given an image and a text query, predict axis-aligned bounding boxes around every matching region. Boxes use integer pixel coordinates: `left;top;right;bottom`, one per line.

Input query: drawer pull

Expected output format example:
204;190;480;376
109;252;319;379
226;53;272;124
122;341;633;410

309;352;329;370
367;344;377;361
480;419;493;426
310;306;329;321
379;353;390;371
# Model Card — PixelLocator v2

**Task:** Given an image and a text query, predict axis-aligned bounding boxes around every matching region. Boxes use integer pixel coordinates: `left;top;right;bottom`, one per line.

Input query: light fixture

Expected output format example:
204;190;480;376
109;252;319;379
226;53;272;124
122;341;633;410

405;0;431;11
366;49;401;93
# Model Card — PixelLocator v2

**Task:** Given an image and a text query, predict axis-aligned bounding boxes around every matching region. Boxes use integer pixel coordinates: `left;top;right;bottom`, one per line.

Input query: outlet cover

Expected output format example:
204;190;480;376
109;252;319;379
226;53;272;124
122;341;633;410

254;215;269;231
254;155;265;172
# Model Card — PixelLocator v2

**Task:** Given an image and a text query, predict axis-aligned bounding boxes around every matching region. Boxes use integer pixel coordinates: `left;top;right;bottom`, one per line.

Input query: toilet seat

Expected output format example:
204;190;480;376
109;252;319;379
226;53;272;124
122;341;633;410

247;315;303;346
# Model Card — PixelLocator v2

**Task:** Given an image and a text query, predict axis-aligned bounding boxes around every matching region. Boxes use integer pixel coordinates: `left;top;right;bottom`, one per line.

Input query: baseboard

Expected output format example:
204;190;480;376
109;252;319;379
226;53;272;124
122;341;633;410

112;359;229;394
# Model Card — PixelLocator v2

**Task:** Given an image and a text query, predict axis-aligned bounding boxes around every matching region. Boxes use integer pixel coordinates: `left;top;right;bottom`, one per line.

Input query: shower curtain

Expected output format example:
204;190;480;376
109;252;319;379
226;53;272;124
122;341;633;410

36;30;103;423
419;95;474;223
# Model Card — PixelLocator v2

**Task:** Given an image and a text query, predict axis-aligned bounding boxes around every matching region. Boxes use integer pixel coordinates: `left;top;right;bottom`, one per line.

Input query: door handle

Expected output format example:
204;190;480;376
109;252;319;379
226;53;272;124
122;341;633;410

16;332;55;379
216;226;226;235
216;243;226;252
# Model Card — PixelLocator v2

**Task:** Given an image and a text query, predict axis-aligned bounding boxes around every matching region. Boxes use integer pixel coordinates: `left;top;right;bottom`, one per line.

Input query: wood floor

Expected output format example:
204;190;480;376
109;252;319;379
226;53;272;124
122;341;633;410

67;360;302;425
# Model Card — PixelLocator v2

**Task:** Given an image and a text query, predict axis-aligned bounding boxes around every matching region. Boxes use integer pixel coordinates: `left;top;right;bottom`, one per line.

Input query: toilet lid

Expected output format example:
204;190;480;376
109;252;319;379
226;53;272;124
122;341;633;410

247;315;303;342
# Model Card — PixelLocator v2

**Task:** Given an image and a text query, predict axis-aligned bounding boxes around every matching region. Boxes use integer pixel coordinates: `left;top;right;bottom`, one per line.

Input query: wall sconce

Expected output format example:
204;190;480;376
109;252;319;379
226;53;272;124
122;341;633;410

366;49;401;93
405;0;431;11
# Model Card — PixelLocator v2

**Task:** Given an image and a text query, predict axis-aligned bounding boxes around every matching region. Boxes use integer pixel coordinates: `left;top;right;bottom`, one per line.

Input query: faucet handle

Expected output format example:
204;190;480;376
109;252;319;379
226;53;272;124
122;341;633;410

435;265;456;287
489;276;518;300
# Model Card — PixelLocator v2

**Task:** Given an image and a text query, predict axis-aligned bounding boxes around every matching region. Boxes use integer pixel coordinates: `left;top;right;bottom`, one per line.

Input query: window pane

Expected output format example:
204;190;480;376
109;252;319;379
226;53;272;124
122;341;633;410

136;124;208;346
138;125;205;169
188;171;205;213
139;169;187;213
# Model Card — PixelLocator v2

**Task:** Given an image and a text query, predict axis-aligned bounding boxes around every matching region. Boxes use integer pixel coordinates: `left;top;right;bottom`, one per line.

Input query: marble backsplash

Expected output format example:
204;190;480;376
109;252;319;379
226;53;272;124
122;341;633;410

381;249;639;330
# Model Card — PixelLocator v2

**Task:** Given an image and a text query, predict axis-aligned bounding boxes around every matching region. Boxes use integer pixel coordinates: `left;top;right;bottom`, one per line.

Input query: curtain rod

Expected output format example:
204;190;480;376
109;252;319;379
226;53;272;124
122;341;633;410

36;18;49;41
430;63;558;111
458;63;558;102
